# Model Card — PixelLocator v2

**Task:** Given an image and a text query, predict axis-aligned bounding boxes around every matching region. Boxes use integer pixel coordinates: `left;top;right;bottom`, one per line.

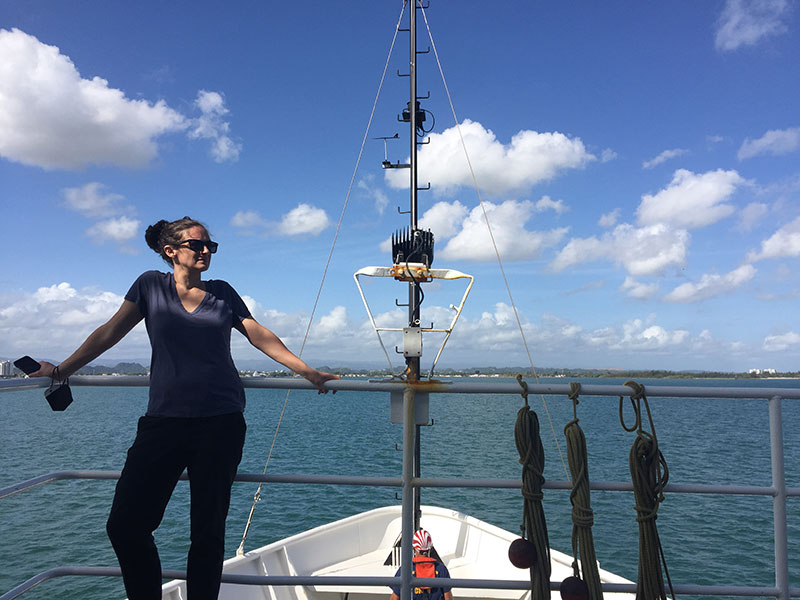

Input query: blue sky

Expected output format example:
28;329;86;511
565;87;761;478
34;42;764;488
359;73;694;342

1;0;798;372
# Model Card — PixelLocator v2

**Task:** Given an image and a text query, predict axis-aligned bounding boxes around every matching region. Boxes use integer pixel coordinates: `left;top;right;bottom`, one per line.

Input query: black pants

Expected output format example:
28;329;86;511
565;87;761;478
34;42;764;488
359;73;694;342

107;412;246;600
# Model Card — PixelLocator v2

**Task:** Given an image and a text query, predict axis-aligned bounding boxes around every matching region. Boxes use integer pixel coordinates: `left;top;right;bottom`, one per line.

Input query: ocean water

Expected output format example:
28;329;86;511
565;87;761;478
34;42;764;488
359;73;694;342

1;378;798;600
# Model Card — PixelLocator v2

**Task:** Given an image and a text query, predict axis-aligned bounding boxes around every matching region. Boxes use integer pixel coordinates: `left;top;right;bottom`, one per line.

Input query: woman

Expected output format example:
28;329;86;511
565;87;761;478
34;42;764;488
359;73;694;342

32;216;339;599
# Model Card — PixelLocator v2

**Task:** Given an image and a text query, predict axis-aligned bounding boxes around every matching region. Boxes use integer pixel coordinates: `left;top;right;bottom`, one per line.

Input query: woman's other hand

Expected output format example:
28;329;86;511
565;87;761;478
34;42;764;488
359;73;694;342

30;360;56;379
307;370;340;394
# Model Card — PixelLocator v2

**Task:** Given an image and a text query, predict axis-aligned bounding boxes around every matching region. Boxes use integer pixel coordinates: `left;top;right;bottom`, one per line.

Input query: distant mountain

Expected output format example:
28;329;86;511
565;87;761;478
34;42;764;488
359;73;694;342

76;362;149;375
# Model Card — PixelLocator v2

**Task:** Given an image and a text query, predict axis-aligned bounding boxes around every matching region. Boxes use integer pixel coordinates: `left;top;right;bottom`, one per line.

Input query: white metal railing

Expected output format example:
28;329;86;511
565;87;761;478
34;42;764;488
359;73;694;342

1;376;798;600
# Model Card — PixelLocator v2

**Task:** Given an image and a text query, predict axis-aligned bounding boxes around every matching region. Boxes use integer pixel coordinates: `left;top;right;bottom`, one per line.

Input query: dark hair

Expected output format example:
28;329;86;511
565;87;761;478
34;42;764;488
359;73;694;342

145;217;209;265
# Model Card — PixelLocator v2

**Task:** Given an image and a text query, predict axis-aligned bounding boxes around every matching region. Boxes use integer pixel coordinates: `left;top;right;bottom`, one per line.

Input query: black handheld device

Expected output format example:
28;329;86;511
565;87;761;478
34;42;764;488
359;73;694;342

45;381;73;411
13;355;41;375
13;355;73;410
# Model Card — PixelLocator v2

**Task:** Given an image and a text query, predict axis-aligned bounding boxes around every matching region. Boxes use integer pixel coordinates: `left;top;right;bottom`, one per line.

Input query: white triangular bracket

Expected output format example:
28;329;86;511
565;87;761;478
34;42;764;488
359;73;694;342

353;265;474;378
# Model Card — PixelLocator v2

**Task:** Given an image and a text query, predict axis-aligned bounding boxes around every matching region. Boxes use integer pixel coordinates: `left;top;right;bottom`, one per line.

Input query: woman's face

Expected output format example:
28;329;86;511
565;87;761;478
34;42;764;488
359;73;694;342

169;225;213;272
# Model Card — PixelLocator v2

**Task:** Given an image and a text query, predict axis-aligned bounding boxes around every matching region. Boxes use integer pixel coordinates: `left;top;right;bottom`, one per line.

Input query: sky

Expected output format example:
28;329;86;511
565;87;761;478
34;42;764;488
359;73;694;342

1;0;799;373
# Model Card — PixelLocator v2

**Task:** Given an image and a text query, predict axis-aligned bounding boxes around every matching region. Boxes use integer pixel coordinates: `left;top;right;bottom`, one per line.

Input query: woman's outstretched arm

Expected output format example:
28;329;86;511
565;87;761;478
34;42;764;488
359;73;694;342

234;316;339;393
32;300;144;380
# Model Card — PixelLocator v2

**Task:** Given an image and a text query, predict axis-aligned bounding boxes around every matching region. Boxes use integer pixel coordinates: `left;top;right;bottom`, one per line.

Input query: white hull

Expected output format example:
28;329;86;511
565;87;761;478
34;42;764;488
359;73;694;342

161;505;633;600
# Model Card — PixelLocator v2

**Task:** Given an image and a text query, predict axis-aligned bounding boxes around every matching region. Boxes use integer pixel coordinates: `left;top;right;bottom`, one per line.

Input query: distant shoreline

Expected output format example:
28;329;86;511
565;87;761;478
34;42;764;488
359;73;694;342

2;359;797;380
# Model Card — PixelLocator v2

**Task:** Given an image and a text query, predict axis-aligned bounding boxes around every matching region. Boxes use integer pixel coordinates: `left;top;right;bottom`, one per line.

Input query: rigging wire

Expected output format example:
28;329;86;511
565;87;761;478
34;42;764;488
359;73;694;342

418;3;569;479
236;2;408;555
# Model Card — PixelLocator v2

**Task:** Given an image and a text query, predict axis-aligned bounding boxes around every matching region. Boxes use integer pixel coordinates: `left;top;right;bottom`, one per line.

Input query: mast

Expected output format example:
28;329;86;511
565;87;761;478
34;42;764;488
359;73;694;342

407;0;421;382
407;0;422;533
358;0;474;546
370;0;451;537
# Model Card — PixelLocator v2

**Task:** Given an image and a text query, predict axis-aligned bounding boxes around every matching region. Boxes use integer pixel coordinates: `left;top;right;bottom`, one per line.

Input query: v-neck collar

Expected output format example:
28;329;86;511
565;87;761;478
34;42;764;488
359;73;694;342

170;273;208;315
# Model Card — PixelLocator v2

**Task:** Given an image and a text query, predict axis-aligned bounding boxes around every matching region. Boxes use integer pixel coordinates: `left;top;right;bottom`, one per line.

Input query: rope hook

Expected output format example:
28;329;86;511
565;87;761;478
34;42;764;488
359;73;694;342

516;373;529;406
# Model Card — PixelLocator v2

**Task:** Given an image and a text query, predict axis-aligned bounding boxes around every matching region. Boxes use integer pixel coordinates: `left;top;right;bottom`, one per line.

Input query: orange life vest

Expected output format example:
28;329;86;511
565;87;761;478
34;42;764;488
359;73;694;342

412;556;439;596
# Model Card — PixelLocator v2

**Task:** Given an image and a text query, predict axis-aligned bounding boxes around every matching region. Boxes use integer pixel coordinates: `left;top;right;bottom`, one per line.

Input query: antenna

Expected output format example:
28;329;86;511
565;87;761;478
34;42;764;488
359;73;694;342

374;133;400;168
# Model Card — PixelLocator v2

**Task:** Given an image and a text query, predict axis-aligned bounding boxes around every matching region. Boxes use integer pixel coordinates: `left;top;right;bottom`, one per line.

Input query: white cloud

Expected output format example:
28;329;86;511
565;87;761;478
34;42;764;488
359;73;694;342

0;283;148;359
448;303;532;353
0;281;782;371
763;331;800;352
86;216;141;244
279;203;330;236
230;210;270;230
736;202;769;231
663;264;756;303
715;0;790;51
533;195;569;215
761;176;800;211
232;205;330;237
738;127;800;160
600;148;618;163
379;200;470;254
419;201;470;239
33;282;77;303
357;175;389;214
746;216;800;262
551;223;689;276
381;197;567;262
642;148;688;169
598;208;621;228
210;136;241;163
311;306;349;341
0;30;240;170
384;119;595;195
188;90;241;163
235;301;379;364
0;28;187;170
620;277;659;300
328;306;756;370
636;169;744;229
62;182;126;218
61;183;140;251
635;324;691;348
437;200;569;262
566;315;691;353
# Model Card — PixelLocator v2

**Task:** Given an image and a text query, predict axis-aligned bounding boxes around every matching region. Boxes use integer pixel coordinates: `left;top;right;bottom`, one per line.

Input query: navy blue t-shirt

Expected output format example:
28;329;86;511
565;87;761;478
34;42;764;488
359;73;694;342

125;270;252;418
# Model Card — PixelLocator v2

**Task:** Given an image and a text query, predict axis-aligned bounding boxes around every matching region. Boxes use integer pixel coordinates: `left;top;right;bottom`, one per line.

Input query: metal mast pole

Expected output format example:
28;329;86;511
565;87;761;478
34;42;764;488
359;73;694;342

407;0;421;382
408;0;422;532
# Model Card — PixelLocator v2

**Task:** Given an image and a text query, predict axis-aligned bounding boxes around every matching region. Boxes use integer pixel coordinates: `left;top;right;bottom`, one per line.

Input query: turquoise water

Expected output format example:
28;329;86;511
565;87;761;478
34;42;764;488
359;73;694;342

1;378;798;599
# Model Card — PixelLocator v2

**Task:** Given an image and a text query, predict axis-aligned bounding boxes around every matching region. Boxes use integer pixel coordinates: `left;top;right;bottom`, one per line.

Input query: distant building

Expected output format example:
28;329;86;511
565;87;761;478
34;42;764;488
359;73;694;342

749;368;777;375
0;360;13;376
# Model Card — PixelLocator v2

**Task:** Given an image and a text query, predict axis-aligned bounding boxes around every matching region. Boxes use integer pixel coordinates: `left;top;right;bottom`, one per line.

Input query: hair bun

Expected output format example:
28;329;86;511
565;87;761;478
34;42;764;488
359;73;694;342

145;220;169;253
144;216;207;265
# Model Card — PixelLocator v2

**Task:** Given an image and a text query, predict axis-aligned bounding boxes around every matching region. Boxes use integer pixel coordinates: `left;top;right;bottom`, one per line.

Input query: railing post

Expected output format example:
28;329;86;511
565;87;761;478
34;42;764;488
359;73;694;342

401;386;416;600
769;395;789;600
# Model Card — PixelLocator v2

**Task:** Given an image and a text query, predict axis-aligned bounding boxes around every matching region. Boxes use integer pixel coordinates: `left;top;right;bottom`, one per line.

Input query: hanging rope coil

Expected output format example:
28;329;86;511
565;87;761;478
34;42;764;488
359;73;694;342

515;389;551;600
563;383;603;600
619;381;675;600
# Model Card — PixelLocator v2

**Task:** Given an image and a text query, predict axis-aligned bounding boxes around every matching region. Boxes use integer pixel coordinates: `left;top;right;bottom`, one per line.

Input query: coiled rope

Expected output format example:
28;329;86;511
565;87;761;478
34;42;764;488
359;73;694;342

235;2;408;556
563;382;603;600
619;381;675;600
515;375;551;600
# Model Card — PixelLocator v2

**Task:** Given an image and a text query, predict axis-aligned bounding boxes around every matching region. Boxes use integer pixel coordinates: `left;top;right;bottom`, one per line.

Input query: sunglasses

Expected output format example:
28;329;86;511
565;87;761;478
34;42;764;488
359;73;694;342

178;239;219;253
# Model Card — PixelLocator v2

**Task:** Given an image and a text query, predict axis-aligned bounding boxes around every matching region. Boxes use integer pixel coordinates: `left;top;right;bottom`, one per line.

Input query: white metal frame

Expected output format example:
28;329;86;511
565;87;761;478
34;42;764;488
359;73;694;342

353;266;474;377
